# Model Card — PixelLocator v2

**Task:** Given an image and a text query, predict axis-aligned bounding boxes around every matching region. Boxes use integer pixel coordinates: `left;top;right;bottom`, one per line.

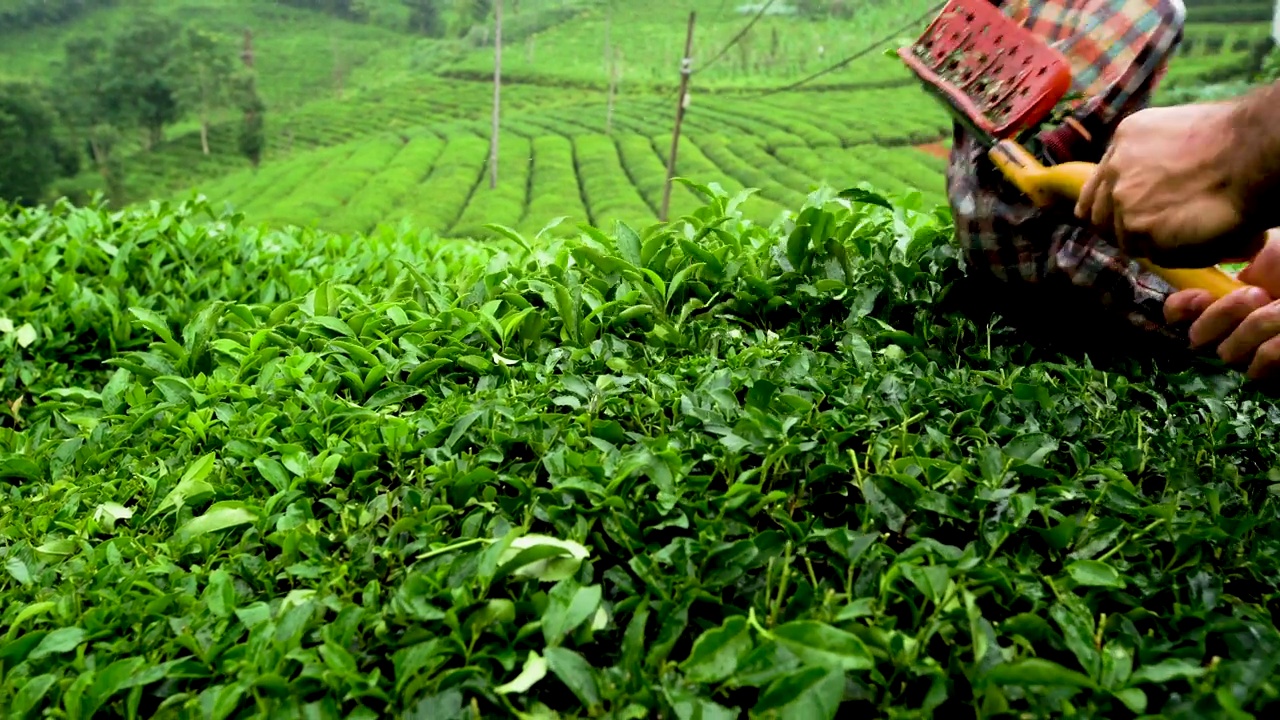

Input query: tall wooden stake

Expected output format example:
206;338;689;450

241;28;255;69
660;11;695;223
605;48;618;133
603;0;612;75
332;35;345;100
603;0;615;133
490;0;503;189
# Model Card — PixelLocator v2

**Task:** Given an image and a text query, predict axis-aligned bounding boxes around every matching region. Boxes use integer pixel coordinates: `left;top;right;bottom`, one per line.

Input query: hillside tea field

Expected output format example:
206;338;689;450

168;84;953;238
4;185;1280;719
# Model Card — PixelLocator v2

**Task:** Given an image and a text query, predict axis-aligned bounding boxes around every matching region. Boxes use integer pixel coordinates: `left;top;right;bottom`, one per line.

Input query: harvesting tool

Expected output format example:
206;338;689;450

896;0;1246;300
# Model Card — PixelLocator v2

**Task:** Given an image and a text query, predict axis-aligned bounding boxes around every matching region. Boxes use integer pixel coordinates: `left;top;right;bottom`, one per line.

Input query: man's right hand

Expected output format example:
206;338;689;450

1076;101;1271;268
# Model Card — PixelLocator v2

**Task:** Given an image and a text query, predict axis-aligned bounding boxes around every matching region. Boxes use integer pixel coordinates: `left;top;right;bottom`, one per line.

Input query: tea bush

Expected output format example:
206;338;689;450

3;184;1280;718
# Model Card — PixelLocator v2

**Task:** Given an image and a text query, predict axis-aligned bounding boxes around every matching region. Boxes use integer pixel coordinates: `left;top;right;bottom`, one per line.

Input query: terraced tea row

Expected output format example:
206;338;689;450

193;111;949;239
439;0;944;89
139;81;952;205
123;79;606;200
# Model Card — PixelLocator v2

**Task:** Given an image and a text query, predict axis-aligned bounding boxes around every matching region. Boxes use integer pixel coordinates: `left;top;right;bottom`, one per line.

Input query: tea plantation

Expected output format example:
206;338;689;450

5;174;1280;719
6;0;1280;718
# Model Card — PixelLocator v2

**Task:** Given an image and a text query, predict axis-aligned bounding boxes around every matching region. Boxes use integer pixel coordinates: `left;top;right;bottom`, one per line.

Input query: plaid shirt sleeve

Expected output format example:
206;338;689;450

946;0;1189;344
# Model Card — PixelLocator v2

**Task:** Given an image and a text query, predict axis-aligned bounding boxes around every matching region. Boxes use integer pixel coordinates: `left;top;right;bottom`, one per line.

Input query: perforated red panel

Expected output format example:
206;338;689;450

897;0;1074;138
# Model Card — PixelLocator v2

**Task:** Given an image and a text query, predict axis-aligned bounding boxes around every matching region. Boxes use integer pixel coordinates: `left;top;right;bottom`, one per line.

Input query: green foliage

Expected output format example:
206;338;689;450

1185;1;1275;24
170;82;950;239
794;0;855;21
174;27;241;155
40;10;259;198
5;183;1280;717
439;0;939;87
107;15;187;149
0;0;957;223
404;0;444;35
56;35;127;197
0;83;62;205
236;76;268;168
0;0;115;31
277;0;506;37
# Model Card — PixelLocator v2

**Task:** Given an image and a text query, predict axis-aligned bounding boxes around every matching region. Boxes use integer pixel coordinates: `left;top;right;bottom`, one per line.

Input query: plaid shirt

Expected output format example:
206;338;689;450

946;0;1188;343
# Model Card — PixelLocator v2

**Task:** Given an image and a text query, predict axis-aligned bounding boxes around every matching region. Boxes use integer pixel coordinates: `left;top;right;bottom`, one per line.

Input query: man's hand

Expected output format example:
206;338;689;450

1075;102;1270;268
1165;231;1280;380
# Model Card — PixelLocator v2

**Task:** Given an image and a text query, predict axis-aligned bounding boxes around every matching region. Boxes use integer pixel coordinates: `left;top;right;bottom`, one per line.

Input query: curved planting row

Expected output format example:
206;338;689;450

176;84;955;238
772;144;946;207
853;145;950;199
614;133;703;221
693;133;808;209
122;79;605;201
700;101;844;148
1186;1;1274;23
253;134;406;229
1179;22;1273;56
758;88;951;145
326;132;446;236
1160;49;1258;88
450;134;535;238
393;132;490;236
195;159;300;214
518;134;590;238
650;134;790;227
507;111;598;138
573;134;655;232
231;143;364;217
725;136;820;196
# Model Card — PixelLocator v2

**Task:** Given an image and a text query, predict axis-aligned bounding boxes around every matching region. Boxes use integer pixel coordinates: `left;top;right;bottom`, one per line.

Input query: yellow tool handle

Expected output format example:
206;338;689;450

988;139;1248;301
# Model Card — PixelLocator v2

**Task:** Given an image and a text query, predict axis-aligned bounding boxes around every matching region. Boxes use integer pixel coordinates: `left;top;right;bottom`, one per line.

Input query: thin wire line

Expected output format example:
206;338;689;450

696;0;773;76
749;1;946;98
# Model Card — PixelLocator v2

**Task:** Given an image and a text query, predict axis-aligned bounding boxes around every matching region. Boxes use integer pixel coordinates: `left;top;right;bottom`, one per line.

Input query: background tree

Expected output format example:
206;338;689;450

57;36;129;202
234;72;267;168
448;0;490;37
404;0;443;35
0;0;117;32
108;15;185;150
351;0;411;29
0;83;61;206
175;27;237;155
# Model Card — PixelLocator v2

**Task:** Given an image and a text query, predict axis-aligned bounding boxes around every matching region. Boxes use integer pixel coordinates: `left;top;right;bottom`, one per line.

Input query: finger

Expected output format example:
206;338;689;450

1113;204;1128;257
1218;299;1280;365
1089;174;1115;233
1247;334;1280;381
1188;286;1272;349
1164;289;1214;325
1075;161;1102;220
1237;233;1280;296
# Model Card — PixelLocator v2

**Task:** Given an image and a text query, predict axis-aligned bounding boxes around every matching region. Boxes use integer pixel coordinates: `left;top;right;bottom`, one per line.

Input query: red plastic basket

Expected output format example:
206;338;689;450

898;0;1074;139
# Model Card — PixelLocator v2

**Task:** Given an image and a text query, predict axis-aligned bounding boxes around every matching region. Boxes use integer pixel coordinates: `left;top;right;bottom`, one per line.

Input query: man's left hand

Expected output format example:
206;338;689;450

1165;231;1280;380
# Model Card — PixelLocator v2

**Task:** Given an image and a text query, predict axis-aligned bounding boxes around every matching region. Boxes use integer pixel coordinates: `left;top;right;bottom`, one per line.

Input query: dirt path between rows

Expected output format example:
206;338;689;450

916;142;950;160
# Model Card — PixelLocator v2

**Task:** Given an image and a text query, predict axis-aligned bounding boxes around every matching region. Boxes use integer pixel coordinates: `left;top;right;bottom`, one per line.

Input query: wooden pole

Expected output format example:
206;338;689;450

603;0;615;133
606;48;618;133
490;0;503;189
332;34;344;100
603;0;611;75
660;12;695;224
241;28;255;69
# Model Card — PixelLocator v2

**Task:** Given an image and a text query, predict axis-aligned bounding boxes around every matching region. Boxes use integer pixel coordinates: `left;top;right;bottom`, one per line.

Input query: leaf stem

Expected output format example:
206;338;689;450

1097;518;1164;563
414;537;490;563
